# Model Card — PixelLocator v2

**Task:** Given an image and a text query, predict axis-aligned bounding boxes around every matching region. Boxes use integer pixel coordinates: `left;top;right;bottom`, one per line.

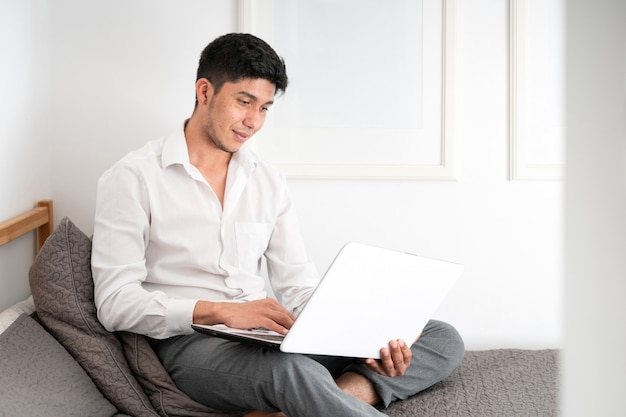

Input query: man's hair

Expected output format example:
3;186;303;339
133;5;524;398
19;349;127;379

196;33;288;103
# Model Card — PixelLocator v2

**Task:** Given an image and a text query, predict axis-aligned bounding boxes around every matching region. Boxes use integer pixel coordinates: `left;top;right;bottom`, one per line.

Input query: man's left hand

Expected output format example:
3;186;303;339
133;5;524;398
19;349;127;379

363;339;412;377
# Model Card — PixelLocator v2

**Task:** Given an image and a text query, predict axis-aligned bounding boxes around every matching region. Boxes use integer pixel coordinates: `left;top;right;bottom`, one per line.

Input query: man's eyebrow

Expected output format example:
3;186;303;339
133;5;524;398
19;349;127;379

237;91;274;106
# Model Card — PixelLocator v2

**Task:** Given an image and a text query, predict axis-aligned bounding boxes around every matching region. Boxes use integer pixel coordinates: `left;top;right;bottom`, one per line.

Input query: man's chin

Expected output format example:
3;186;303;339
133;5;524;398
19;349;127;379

211;137;244;154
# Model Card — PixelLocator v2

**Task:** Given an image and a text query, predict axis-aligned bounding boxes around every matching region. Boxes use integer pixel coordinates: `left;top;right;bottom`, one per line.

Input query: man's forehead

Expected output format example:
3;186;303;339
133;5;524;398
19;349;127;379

225;79;276;100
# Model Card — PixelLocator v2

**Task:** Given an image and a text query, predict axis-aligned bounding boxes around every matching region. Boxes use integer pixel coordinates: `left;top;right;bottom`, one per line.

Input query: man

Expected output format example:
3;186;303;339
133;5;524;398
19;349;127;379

92;33;464;417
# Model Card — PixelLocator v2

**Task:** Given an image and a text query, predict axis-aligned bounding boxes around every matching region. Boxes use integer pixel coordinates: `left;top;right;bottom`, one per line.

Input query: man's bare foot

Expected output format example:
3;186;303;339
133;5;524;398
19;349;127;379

336;371;381;405
243;411;286;417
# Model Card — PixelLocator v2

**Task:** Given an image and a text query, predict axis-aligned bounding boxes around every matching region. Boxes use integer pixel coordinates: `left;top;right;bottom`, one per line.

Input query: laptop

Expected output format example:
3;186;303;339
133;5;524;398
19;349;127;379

192;242;462;359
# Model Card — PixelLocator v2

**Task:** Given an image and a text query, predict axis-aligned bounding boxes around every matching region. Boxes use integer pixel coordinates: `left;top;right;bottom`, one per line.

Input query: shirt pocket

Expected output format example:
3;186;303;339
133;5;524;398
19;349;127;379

234;222;274;272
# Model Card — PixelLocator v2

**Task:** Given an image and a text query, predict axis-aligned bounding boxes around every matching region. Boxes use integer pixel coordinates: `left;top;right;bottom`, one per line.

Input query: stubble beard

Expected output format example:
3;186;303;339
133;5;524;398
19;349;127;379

206;127;235;154
204;99;237;155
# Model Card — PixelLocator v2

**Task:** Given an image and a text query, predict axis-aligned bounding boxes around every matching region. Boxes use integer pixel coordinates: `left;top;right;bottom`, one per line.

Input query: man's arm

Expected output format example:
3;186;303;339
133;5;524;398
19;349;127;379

262;178;319;316
92;161;196;338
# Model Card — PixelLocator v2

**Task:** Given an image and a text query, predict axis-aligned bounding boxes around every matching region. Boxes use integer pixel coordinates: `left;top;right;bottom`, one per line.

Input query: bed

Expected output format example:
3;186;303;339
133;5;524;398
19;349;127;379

0;201;559;417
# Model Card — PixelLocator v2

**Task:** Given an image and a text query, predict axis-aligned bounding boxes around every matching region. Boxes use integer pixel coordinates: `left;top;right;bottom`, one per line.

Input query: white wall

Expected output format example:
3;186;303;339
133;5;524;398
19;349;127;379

48;0;238;229
289;2;563;350
0;0;564;350
0;0;53;310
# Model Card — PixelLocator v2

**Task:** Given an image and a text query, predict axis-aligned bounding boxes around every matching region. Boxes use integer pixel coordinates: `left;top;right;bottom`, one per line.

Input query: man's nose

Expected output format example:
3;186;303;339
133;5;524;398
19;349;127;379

243;109;265;131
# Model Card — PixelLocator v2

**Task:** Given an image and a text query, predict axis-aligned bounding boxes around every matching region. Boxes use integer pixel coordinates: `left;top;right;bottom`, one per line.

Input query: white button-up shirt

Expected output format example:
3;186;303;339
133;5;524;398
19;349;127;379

92;125;319;339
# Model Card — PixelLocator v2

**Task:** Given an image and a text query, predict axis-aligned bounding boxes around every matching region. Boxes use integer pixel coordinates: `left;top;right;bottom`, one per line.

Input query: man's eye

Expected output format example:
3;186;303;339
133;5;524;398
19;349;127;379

239;99;250;106
261;106;270;112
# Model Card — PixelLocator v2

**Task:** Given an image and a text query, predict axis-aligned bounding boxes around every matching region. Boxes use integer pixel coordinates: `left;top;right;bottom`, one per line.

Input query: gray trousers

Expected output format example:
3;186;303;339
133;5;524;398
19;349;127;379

151;320;464;417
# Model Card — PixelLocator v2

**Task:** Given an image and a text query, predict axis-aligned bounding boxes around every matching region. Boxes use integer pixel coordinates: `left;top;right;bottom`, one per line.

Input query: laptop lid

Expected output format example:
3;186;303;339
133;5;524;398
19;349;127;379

192;242;462;358
279;242;462;358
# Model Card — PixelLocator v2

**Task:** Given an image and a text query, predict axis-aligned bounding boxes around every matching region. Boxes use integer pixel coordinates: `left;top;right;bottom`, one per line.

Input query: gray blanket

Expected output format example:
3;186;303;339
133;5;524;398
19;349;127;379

385;349;558;417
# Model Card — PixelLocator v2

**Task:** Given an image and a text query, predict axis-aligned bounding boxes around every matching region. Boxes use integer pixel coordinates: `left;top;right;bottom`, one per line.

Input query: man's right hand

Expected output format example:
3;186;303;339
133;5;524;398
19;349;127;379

193;298;295;335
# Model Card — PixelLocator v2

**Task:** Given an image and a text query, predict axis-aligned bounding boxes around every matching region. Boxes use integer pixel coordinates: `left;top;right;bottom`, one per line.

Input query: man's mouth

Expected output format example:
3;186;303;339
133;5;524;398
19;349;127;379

233;129;252;143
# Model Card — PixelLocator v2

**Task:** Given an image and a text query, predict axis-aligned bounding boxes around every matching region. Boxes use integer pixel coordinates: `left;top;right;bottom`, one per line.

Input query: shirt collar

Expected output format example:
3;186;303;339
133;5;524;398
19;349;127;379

161;122;259;173
230;145;259;174
161;123;190;168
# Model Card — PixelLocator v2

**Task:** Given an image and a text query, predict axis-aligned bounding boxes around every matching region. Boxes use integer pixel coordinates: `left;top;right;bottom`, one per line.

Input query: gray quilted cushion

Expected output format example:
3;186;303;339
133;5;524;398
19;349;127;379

29;217;234;417
118;331;234;417
0;313;117;417
29;217;160;417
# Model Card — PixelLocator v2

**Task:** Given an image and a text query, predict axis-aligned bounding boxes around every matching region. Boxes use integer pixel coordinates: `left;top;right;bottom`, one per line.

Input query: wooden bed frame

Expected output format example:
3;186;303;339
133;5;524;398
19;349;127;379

0;200;54;250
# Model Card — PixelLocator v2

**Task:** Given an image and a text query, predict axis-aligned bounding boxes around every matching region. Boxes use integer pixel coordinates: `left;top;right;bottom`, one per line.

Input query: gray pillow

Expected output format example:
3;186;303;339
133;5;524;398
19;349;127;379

0;313;118;417
29;217;234;417
119;332;234;417
29;217;160;417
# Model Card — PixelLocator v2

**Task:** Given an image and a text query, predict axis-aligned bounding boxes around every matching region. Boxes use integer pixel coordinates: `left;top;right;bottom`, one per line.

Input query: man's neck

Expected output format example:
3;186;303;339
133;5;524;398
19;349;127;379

184;117;231;207
184;117;232;171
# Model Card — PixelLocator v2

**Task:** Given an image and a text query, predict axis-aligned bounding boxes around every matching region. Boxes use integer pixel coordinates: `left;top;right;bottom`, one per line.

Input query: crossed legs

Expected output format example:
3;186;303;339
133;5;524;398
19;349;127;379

152;320;464;417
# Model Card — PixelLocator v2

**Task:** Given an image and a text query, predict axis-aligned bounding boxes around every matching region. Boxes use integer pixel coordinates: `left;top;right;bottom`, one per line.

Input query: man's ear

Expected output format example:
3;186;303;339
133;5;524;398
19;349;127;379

195;78;214;106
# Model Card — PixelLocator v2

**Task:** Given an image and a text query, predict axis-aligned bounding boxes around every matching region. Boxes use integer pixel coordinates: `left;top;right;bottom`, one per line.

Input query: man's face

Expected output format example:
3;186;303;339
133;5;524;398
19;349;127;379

201;78;276;154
